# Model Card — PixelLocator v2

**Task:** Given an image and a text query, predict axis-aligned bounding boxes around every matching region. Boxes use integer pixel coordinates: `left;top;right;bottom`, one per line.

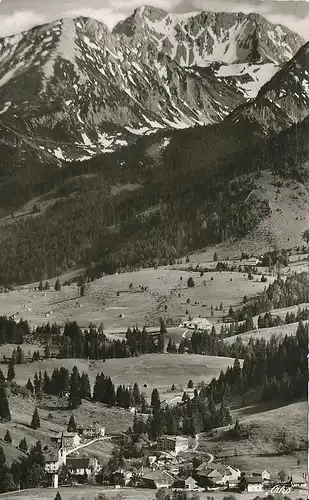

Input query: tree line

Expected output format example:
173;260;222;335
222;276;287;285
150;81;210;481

204;322;307;406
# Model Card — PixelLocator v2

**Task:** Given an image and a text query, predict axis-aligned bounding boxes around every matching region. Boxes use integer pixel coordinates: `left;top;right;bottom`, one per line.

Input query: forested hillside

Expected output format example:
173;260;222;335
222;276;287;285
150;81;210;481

0;113;308;285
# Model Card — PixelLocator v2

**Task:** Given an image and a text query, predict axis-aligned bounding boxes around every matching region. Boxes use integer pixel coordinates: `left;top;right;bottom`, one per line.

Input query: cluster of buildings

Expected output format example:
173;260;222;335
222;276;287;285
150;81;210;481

111;461;308;493
45;422;106;486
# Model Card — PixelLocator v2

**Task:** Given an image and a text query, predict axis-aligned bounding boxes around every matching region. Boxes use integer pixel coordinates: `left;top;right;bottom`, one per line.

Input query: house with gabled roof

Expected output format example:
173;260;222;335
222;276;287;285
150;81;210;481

251;468;271;481
76;421;105;439
244;476;264;493
139;470;175;489
50;431;81;449
172;475;198;490
66;456;100;477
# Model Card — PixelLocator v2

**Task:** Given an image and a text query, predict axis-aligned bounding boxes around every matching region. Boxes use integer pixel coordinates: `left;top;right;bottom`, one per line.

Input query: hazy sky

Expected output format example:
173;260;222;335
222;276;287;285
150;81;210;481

0;0;309;39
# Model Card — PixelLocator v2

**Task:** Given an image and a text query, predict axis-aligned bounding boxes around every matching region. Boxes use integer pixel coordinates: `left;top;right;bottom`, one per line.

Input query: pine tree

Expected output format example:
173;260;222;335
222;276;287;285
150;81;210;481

54;492;62;500
16;346;24;364
4;429;12;443
80;373;91;400
7;361;15;382
68;366;81;408
54;279;61;291
0;384;11;422
187;277;195;288
19;437;28;453
30;408;40;429
67;415;77;433
132;382;141;406
26;378;34;395
151;388;161;410
234;418;241;437
187;379;194;389
44;281;50;290
38;281;43;292
0;445;5;467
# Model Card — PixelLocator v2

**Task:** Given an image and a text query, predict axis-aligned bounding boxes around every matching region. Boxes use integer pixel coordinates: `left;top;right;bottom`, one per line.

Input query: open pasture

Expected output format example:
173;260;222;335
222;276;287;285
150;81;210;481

0;266;274;333
11;353;235;401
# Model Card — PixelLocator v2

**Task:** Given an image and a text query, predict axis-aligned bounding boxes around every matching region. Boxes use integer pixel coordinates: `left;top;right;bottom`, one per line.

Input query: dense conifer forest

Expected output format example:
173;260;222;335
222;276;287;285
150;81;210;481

0;113;308;285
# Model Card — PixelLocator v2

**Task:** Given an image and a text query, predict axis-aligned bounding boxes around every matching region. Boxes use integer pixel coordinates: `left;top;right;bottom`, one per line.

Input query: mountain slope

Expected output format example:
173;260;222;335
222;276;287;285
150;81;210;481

114;7;304;99
227;41;309;132
114;7;302;66
0;16;246;164
0;108;308;285
0;10;304;166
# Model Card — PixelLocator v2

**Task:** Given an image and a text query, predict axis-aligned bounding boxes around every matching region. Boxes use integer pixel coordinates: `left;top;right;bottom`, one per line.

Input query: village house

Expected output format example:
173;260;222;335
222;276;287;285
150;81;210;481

111;469;133;486
251;469;271;482
66;457;101;477
222;465;241;486
172;475;198;490
179;317;212;331
76;421;105;439
45;432;101;480
291;472;308;489
45;433;67;474
50;431;81;449
195;463;240;487
157;436;189;454
139;470;175;489
244;476;264;493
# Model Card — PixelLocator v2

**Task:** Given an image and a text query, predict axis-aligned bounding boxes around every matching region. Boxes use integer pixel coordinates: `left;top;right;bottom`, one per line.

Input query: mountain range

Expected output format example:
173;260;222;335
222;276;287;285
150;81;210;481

0;7;305;165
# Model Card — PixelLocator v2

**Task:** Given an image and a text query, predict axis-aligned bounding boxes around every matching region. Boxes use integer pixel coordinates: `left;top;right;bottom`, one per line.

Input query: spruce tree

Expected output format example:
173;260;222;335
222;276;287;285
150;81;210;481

54;279;61;291
19;437;28;453
7;361;15;382
54;492;62;500
67;415;77;433
4;430;12;443
151;388;161;410
0;445;5;467
30;408;40;429
80;373;91;400
68;366;81;408
132;382;141;406
0;385;11;422
26;378;34;395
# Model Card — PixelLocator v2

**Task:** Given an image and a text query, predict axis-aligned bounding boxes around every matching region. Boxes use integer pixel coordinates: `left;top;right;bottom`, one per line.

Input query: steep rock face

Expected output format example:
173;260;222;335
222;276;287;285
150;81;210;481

0;16;247;162
113;7;303;66
227;42;309;133
0;9;304;164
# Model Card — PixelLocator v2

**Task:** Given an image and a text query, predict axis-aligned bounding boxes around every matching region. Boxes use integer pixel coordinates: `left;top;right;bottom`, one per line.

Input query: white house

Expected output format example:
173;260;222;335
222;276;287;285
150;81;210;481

50;431;81;449
252;469;271;481
157;436;189;454
45;433;67;474
77;422;105;439
66;457;100;477
180;317;212;331
222;465;241;486
246;477;264;493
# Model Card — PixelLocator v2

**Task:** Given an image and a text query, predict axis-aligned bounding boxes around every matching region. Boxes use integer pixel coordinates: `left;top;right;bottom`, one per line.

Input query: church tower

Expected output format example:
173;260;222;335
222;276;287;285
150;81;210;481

58;431;67;467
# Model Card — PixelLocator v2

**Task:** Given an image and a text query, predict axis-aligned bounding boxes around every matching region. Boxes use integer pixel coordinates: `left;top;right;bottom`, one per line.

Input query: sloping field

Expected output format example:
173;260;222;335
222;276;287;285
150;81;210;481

0;266;274;332
199;401;307;471
224;322;300;344
11;354;235;400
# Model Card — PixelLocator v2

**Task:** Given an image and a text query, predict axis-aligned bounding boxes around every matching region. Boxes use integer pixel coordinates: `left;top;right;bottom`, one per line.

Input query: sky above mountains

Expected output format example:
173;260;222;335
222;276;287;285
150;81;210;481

0;0;308;39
